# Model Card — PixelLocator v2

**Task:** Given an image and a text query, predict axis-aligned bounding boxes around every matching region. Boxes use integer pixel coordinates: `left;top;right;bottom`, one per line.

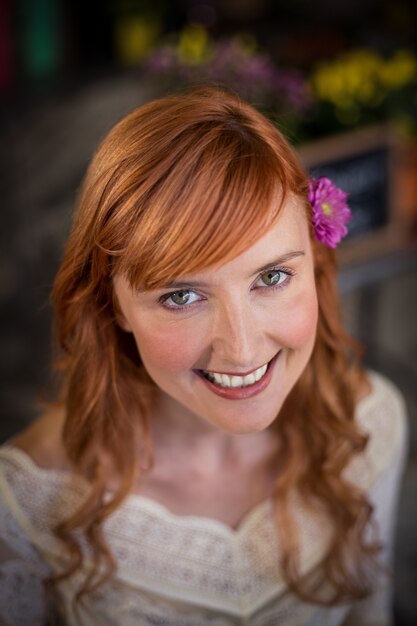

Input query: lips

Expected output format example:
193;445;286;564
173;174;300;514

194;351;281;400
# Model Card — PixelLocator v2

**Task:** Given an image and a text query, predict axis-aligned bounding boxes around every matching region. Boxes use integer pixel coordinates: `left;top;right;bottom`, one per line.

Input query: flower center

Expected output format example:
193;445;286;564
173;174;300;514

321;202;332;215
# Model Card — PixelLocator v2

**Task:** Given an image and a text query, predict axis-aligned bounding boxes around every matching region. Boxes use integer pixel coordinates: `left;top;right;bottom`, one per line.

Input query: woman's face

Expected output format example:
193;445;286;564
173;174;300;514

114;195;318;434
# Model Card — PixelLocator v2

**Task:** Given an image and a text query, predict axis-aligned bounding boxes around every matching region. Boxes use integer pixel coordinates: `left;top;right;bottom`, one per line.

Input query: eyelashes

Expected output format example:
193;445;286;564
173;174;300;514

158;266;296;312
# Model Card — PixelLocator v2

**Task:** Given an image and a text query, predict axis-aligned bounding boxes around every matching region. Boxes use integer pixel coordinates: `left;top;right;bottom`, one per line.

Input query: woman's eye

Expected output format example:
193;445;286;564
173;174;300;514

161;290;200;308
257;269;289;288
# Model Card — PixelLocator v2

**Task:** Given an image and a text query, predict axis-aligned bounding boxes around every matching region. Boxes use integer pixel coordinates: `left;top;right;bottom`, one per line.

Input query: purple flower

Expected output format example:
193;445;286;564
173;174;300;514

308;177;352;248
143;38;312;117
145;47;178;72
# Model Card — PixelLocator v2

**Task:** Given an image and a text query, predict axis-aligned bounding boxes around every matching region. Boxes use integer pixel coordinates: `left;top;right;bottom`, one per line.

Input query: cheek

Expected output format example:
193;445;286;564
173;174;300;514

131;319;206;372
275;289;318;349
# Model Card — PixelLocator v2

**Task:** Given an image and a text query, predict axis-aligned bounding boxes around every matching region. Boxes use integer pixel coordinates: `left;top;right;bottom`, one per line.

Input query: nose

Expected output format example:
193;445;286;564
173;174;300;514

210;297;261;369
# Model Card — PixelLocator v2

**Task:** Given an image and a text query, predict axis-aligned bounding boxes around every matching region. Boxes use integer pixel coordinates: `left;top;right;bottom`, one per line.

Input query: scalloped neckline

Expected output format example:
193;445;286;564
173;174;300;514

0;444;271;536
1;370;379;536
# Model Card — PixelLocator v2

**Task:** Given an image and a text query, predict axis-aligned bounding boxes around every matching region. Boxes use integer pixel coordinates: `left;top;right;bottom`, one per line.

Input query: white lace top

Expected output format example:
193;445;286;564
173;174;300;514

0;371;408;626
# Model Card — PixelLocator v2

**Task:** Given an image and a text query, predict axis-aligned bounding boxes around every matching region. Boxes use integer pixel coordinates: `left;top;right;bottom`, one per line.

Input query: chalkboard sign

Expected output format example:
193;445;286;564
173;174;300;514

300;126;393;242
309;147;389;240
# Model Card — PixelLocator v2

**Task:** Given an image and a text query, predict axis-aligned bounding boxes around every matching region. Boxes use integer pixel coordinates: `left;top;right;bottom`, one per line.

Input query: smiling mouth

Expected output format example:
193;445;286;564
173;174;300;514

199;357;275;389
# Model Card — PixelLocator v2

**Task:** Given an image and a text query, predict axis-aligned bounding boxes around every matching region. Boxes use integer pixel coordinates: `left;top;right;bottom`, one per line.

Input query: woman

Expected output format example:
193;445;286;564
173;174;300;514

0;87;407;625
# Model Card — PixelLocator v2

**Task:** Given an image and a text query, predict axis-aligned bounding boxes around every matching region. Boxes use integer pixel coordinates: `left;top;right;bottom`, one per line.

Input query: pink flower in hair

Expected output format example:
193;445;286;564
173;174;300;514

308;177;352;248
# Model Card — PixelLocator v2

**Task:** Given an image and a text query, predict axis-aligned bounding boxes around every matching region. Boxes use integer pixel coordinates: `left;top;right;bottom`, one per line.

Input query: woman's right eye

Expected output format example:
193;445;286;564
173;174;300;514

159;290;201;310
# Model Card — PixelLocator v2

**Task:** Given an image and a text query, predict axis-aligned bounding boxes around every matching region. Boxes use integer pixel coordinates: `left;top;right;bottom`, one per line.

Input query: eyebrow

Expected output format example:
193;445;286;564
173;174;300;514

161;250;306;290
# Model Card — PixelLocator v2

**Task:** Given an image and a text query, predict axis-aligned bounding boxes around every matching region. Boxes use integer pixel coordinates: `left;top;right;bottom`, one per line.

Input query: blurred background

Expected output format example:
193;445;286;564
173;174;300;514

0;0;416;623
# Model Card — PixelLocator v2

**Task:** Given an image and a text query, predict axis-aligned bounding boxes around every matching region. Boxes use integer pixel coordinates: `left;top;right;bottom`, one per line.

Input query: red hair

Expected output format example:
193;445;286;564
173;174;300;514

49;86;381;605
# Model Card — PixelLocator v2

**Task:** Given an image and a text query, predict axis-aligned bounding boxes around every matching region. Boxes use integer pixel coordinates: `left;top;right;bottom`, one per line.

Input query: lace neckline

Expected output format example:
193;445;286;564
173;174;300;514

0;443;271;536
1;370;380;536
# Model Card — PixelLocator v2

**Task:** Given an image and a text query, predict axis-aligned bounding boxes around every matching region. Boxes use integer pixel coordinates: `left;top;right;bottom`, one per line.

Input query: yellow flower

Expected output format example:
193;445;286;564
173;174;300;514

379;50;417;89
177;25;211;65
310;48;417;113
115;17;160;65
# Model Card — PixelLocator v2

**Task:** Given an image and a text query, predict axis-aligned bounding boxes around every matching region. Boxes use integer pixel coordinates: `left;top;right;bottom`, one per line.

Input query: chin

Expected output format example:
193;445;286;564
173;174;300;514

207;403;284;435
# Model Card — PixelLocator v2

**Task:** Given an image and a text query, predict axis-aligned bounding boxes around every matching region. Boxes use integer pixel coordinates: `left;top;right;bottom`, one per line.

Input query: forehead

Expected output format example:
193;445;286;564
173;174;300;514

164;195;310;286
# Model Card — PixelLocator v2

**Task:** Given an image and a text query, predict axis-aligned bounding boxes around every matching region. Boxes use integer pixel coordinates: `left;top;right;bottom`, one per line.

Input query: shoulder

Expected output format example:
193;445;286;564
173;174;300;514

355;369;408;451
0;419;88;557
0;414;88;537
347;369;408;489
0;439;56;626
6;408;70;471
0;459;52;626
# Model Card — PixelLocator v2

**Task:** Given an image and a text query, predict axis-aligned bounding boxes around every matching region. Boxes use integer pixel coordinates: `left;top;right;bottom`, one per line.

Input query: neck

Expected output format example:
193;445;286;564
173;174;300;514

148;389;279;476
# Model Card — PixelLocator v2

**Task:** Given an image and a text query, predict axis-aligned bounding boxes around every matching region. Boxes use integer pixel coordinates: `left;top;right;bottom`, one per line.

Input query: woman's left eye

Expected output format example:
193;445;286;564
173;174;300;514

255;268;294;289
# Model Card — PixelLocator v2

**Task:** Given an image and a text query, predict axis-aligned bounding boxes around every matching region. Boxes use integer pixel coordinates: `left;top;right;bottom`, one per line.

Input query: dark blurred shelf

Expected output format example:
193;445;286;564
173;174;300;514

338;243;417;292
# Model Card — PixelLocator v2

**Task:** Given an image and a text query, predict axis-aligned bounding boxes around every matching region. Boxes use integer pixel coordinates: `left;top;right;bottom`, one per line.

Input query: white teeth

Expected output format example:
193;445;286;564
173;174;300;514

254;364;267;381
203;362;269;388
212;373;223;385
221;374;231;386
243;373;255;386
